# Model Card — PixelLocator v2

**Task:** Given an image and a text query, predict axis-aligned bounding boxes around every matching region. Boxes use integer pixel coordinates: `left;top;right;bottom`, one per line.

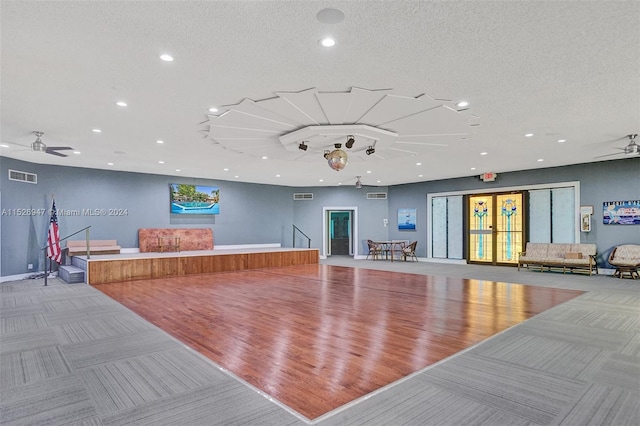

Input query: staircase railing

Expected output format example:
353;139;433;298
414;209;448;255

41;226;91;286
292;224;311;248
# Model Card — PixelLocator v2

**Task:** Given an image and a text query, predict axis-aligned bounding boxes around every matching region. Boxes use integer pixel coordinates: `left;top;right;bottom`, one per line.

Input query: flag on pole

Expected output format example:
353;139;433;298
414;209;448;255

47;199;62;264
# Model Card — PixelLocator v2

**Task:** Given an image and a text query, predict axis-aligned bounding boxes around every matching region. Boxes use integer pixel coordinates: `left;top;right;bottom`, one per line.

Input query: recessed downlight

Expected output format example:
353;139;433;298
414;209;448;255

275;174;281;178
116;101;127;107
209;107;219;113
160;54;174;62
557;139;566;143
525;133;534;137
416;162;422;166
320;37;336;47
107;162;114;166
156;140;164;144
92;128;102;133
480;152;488;156
537;158;544;162
456;101;469;108
158;160;164;164
223;168;229;171
175;169;181;172
470;167;476;170
0;144;9;148
73;151;81;155
261;156;268;160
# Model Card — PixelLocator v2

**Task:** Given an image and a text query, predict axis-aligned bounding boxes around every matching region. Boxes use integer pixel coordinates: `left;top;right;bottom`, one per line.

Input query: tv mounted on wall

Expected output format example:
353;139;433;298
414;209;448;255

170;184;220;215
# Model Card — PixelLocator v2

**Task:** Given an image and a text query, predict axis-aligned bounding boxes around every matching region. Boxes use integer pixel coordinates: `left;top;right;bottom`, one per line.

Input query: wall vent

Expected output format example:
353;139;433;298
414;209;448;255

367;192;387;200
293;193;314;200
8;169;37;184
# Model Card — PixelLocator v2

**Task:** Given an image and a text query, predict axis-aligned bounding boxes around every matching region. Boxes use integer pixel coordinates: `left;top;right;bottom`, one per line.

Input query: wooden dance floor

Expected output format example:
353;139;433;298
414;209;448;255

93;264;584;420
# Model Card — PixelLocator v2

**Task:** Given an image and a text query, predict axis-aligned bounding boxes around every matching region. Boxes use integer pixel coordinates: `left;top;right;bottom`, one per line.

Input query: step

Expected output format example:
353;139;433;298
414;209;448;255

59;265;85;284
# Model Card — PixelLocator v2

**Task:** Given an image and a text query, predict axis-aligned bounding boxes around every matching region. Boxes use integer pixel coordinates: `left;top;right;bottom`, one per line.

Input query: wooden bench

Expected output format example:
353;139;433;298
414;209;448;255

66;240;121;256
138;228;213;252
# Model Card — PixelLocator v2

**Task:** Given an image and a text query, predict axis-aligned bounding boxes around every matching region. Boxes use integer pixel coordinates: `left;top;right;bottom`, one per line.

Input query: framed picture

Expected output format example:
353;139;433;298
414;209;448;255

603;200;640;225
398;208;416;231
580;213;591;232
169;184;220;215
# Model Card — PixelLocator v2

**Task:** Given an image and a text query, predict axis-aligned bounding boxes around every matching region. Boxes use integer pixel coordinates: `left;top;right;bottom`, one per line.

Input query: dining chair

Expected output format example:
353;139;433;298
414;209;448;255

402;241;418;262
366;240;383;260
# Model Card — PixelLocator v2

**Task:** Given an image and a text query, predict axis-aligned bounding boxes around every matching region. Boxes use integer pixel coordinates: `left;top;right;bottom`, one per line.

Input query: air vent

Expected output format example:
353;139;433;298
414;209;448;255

367;192;387;199
8;169;37;184
293;193;313;200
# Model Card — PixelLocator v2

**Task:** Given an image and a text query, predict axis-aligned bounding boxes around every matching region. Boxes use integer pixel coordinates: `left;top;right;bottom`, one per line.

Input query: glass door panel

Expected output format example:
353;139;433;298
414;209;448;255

496;193;523;264
468;195;493;262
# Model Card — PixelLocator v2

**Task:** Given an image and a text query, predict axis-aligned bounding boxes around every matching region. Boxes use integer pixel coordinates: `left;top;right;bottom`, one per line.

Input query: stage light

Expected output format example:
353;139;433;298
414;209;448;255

345;135;355;149
298;141;308;151
366;146;375;155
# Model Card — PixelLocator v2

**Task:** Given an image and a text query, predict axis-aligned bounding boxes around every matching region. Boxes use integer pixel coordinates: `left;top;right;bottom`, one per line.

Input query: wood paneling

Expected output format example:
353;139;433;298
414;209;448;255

88;249;319;284
93;264;583;419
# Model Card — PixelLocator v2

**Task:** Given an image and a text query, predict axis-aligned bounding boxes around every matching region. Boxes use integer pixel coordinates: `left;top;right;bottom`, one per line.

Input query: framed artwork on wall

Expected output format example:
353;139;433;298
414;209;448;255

398;208;416;231
603;200;640;225
169;184;220;215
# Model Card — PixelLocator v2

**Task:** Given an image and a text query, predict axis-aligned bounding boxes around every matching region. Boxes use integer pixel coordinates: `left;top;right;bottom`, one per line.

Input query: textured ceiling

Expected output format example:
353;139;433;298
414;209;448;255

1;1;638;187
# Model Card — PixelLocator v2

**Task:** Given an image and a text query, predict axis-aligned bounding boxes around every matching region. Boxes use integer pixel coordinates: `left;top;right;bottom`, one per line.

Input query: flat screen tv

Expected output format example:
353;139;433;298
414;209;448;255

170;184;220;215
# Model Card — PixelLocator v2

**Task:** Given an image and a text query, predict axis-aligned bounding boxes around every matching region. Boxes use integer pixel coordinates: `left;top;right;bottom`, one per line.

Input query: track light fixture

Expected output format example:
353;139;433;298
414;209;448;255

345;135;355;149
366;145;375;155
298;141;308;151
355;176;362;189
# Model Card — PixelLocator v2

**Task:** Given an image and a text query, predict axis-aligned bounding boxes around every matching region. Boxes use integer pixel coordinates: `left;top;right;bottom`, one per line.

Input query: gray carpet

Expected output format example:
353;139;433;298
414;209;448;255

1;259;638;425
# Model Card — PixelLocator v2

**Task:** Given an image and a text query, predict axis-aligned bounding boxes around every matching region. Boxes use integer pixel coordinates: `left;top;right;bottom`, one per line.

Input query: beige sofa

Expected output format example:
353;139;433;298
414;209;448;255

518;242;598;275
608;244;640;279
66;239;121;256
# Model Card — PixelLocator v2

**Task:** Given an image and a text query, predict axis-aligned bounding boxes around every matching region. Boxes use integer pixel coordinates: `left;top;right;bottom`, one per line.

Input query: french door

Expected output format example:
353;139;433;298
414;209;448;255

468;192;525;265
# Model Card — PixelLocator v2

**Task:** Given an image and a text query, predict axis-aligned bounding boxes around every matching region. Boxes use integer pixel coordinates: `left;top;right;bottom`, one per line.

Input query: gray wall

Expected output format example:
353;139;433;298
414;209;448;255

1;156;638;277
387;158;639;261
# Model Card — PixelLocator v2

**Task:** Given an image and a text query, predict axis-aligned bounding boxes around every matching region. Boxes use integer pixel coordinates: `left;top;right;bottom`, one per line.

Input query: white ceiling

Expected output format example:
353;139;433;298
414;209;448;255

1;1;638;187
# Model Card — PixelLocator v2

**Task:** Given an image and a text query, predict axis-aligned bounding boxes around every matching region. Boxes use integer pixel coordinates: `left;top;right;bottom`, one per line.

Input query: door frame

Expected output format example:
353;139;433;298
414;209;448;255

322;206;358;258
426;181;580;260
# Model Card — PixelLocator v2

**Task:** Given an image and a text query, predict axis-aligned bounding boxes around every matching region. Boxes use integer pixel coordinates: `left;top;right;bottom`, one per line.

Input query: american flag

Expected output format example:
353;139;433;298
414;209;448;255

46;199;62;264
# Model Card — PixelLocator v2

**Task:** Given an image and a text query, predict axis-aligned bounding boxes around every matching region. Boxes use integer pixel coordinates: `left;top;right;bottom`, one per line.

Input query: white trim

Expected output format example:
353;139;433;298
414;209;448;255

215;243;281;250
426;181;581;259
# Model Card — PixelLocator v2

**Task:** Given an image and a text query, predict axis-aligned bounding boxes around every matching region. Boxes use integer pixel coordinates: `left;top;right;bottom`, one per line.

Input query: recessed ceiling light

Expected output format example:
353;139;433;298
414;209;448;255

525;133;534;137
92;129;102;133
175;169;181;172
275;174;280;177
418;174;423;178
209;107;219;113
0;144;9;148
223;168;229;171
234;175;239;178
480;152;488;156
158;160;164;164
470;167;476;170
107;162;114;166
456;101;469;108
261;156;268;160
156;140;164;144
416;162;422;166
319;179;324;182
377;180;381;183
73;151;81;155
116;101;127;107
557;139;566;143
160;54;174;62
320;37;336;47
537;158;544;162
366;170;372;174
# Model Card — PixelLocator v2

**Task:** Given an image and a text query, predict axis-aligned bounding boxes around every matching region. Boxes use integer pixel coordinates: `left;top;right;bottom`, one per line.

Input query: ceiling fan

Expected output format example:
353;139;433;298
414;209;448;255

596;134;639;158
2;131;75;157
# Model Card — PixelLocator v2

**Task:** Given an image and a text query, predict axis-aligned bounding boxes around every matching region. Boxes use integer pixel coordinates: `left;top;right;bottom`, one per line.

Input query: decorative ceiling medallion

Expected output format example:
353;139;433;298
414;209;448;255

205;87;478;165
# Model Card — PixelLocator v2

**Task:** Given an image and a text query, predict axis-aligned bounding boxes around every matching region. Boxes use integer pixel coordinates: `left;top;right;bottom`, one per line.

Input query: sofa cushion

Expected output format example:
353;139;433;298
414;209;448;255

546;244;571;259
524;243;548;258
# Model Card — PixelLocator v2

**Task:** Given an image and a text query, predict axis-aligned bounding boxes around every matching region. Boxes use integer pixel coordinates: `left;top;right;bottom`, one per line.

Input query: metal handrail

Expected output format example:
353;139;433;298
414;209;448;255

41;226;91;286
292;224;311;248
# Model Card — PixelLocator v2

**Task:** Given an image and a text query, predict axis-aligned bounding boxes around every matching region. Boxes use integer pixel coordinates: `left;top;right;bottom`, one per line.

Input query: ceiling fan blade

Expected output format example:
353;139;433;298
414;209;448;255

46;146;74;151
594;152;622;159
46;150;69;157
